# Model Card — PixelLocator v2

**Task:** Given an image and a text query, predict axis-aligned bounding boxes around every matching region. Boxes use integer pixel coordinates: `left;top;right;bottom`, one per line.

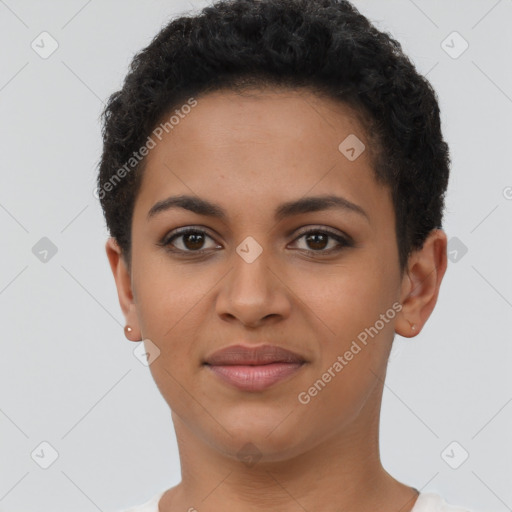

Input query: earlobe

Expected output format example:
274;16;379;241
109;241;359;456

395;229;448;339
124;324;142;342
394;266;417;338
105;237;143;341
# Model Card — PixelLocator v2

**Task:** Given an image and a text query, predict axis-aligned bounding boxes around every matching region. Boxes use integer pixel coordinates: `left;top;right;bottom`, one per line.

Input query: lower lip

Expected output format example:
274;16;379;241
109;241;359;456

205;362;305;391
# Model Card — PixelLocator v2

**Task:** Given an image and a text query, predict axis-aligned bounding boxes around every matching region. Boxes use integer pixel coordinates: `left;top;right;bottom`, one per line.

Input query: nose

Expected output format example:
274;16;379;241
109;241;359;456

215;248;292;328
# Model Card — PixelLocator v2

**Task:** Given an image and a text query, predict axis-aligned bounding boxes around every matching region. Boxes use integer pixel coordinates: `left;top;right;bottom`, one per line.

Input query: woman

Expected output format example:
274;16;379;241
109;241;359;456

97;0;473;510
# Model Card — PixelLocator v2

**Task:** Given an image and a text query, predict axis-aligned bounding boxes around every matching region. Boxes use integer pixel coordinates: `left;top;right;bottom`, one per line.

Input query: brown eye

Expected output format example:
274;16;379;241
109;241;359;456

181;231;206;250
162;228;220;253
290;228;350;254
159;226;351;257
304;232;329;251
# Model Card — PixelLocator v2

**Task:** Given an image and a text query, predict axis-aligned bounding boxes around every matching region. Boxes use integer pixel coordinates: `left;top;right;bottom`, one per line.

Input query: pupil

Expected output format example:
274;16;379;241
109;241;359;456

184;232;204;250
306;233;327;250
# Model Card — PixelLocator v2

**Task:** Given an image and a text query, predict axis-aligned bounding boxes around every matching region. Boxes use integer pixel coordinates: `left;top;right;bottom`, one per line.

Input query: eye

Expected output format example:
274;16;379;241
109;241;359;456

158;226;352;256
290;227;351;254
159;227;220;253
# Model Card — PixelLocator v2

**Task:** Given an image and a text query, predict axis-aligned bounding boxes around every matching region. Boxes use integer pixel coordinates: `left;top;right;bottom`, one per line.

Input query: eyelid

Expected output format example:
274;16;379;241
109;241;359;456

292;225;352;242
160;225;220;248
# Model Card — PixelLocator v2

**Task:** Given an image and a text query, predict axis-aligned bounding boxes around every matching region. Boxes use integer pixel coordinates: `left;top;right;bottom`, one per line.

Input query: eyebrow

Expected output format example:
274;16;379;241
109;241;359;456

147;194;369;223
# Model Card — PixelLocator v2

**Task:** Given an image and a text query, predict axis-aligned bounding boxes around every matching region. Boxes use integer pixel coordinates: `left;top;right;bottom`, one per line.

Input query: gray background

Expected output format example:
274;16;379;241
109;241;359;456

1;0;511;511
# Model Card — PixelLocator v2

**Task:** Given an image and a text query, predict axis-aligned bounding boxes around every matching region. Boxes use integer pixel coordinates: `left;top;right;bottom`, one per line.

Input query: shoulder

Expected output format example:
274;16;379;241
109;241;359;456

413;492;474;512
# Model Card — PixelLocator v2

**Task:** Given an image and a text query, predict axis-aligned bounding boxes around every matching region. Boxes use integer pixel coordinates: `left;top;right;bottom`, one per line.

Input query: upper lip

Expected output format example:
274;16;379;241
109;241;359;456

203;344;306;365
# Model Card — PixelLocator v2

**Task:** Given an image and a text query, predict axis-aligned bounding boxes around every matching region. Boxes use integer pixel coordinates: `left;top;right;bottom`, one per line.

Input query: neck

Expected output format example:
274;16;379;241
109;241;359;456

160;380;419;512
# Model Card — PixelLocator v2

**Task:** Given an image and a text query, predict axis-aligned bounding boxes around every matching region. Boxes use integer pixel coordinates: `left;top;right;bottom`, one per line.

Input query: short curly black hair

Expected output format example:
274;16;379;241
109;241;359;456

97;0;450;275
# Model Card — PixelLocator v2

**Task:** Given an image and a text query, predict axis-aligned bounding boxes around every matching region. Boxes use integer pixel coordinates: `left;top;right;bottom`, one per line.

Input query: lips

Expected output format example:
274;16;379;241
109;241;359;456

203;344;306;366
203;344;307;392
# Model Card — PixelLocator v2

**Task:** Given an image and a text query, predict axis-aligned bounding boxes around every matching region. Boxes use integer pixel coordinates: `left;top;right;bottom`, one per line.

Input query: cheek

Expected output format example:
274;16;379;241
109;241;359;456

134;258;207;356
135;264;209;407
291;269;395;428
302;260;393;328
295;255;398;371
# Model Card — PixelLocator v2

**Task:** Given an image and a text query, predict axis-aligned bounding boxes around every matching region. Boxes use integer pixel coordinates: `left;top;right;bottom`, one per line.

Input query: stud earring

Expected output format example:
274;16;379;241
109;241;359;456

411;323;417;332
124;324;142;341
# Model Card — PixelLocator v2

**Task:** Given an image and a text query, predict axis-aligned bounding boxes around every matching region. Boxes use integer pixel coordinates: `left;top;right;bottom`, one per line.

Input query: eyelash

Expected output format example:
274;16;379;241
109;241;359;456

158;226;352;257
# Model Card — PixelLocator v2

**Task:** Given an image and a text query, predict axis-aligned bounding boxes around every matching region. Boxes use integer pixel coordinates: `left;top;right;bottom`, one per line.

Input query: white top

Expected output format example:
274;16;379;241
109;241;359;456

120;490;473;512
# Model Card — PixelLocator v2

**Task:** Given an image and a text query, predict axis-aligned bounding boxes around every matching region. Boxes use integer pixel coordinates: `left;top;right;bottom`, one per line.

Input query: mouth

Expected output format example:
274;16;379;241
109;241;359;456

203;344;307;392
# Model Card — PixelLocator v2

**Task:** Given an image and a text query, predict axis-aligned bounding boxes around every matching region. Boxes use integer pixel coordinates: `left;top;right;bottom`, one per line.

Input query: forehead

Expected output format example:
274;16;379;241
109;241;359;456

154;87;370;161
134;87;391;228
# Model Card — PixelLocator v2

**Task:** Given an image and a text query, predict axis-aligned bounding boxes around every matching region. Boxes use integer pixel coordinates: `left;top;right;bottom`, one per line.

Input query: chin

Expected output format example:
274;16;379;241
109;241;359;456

212;412;309;459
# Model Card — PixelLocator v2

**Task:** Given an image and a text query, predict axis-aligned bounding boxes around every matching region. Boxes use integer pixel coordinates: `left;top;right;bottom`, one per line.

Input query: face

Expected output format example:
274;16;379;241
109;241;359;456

107;87;447;464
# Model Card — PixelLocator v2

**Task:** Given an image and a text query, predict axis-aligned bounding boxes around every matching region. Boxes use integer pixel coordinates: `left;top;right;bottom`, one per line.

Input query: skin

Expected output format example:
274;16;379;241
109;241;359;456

106;87;447;512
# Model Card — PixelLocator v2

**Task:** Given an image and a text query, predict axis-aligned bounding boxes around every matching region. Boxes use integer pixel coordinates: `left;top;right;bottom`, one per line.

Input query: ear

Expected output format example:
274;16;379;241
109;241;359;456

105;237;141;342
395;229;448;338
